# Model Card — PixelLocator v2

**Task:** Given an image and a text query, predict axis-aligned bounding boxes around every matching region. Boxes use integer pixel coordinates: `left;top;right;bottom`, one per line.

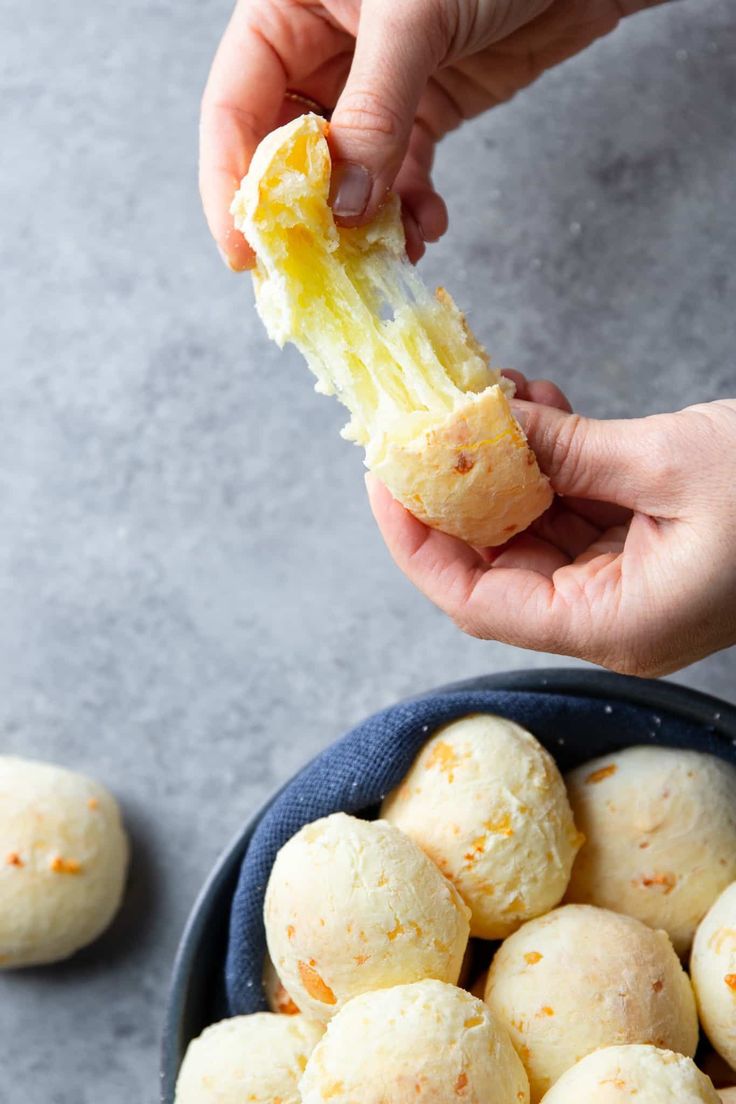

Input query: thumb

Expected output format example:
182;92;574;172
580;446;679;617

328;0;446;224
511;399;674;514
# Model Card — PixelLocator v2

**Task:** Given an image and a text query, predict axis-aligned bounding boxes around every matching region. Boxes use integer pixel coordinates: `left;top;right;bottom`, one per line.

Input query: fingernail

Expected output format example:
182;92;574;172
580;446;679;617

329;161;372;218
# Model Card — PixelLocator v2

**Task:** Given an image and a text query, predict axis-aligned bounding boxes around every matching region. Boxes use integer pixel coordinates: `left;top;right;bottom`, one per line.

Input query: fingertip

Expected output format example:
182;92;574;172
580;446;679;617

413;190;448;243
365;472;394;523
365;474;429;555
364;470;383;504
501;369;529;398
366;472;401;522
509;398;533;433
218;227;255;271
402;209;426;264
200;161;256;270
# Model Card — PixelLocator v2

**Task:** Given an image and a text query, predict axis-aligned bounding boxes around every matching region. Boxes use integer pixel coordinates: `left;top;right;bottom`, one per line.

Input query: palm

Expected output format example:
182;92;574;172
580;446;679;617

490;497;630;580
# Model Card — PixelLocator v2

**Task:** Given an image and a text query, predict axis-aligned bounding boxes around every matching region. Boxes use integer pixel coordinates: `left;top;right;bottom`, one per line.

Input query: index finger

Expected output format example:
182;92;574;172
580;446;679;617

199;0;287;270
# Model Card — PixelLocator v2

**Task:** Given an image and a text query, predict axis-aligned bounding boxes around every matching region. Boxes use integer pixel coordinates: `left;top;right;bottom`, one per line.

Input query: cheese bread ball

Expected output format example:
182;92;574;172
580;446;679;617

484;904;698;1102
175;1013;323;1104
264;952;300;1014
691;882;736;1070
265;812;470;1020
300;979;529;1104
381;715;582;939
0;755;128;967
539;1045;720;1103
565;747;736;955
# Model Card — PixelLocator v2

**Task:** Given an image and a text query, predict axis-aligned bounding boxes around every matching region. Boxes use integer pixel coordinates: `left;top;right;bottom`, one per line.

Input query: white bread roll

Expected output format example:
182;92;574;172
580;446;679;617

691;882;736;1071
565;747;736;955
174;1013;323;1104
381;714;582;939
484;904;698;1102
231;113;552;548
538;1045;720;1103
0;755;128;967
300;979;529;1104
265;812;470;1021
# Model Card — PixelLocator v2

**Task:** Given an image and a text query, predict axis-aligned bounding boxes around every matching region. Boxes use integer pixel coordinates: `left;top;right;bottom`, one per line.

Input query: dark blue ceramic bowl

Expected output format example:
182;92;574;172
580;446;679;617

160;668;736;1103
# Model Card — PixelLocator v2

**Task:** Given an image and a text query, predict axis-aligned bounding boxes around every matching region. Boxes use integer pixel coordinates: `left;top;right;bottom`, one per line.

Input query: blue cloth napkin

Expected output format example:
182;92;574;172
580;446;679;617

225;687;728;1014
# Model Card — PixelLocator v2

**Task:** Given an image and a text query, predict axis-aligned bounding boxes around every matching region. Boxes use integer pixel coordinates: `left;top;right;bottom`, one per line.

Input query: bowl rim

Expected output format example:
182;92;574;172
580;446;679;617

159;666;736;1101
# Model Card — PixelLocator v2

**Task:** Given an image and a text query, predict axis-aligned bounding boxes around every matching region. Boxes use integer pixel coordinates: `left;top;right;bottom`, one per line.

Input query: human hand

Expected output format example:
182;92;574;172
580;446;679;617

367;379;736;676
200;0;664;270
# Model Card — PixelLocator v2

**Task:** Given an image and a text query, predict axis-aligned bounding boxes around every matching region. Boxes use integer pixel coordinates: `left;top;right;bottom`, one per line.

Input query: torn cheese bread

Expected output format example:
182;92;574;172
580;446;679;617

231;113;552;548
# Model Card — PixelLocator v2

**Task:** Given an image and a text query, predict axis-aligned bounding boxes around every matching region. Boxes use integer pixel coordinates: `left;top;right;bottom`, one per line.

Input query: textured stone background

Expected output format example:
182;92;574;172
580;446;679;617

1;0;734;1100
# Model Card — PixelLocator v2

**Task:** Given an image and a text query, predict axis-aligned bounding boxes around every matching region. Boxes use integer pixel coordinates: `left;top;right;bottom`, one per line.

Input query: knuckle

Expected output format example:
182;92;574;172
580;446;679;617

642;421;681;492
333;89;406;142
449;592;487;639
420;0;457;61
432;0;456;50
546;412;589;491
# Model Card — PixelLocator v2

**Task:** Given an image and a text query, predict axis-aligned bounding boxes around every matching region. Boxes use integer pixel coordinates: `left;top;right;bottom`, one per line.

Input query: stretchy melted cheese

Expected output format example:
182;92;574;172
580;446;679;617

232;114;552;547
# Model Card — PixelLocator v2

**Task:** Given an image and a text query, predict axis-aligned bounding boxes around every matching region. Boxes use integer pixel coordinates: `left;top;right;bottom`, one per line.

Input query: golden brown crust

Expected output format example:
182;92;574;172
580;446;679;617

371;385;553;547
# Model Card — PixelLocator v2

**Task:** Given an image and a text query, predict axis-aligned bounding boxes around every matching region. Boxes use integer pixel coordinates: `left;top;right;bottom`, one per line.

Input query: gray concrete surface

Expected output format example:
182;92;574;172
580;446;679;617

1;0;734;1100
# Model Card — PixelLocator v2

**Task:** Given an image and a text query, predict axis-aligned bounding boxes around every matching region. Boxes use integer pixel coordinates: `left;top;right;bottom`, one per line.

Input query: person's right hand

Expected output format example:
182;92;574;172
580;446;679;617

200;0;665;270
367;390;736;677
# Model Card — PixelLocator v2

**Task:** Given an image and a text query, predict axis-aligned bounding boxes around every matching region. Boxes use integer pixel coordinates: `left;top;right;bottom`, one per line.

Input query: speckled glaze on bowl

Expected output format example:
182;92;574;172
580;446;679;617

160;668;736;1103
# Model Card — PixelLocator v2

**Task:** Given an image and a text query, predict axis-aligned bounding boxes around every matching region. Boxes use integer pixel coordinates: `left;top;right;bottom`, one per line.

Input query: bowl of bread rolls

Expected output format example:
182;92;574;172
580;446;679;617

161;668;736;1104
